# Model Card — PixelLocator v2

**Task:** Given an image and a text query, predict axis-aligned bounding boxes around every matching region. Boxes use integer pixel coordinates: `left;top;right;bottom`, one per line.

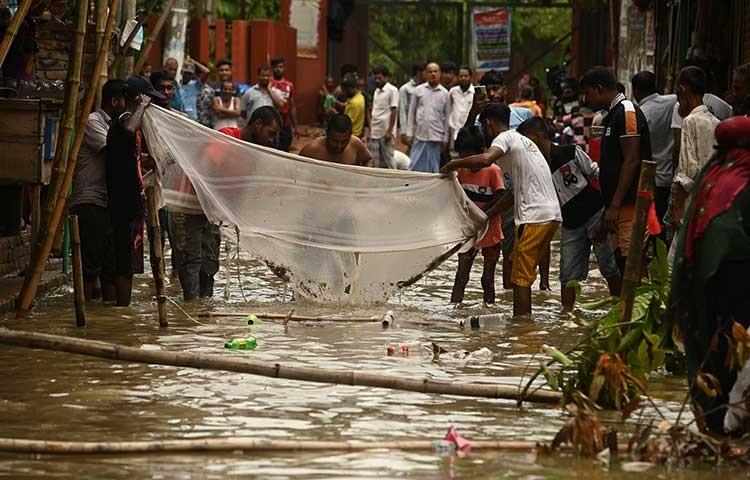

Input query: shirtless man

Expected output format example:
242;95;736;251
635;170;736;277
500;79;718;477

299;114;374;167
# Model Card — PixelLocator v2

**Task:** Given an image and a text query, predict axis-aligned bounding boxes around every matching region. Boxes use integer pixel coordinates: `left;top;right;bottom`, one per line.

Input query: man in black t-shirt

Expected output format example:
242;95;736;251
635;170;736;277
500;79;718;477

517;117;622;311
580;67;652;271
105;75;165;306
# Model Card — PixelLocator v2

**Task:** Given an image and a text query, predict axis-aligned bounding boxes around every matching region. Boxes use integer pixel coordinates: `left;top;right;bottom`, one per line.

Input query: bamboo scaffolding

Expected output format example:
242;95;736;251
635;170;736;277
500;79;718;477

619;160;657;324
199;312;383;323
69;215;86;328
15;0;122;319
36;0;88;255
0;0;33;69
94;0;108;108
146;186;168;327
109;0;160;77
132;0;177;75
0;437;615;455
0;328;562;404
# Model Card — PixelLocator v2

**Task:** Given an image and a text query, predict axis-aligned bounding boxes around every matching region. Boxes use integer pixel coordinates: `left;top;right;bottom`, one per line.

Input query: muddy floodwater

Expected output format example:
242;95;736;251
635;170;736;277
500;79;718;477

0;237;731;478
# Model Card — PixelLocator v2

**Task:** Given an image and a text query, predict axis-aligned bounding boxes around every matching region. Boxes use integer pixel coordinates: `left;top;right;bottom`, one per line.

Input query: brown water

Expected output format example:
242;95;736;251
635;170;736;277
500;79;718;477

0;238;723;478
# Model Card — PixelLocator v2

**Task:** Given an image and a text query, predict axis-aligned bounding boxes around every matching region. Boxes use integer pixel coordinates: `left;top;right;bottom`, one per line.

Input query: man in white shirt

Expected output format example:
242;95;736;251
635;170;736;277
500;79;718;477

399;61;426;147
448;65;475;154
441;104;561;317
406;62;451;173
631;71;678;231
670;66;721;229
367;65;399;168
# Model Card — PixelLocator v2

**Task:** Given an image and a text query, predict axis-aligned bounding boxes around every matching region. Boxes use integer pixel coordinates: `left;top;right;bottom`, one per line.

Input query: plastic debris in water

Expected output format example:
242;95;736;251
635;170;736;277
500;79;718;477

245;314;261;326
224;337;257;350
432;426;472;456
382;311;395;328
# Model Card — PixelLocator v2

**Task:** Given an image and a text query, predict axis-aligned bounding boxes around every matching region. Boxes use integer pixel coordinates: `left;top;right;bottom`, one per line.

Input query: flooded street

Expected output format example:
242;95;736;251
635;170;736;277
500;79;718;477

0;238;714;478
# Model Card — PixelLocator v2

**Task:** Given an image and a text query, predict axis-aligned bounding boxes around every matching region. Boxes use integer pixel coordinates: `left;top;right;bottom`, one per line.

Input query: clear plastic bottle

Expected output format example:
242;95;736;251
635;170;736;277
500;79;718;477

382;311;395;328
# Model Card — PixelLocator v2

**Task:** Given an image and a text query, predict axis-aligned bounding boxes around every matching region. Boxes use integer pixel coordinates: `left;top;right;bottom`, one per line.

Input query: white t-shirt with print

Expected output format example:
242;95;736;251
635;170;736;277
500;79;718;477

490;130;562;226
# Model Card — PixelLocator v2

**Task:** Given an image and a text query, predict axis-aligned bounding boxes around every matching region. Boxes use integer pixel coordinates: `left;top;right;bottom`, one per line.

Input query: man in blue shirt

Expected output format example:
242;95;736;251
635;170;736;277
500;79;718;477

179;60;210;121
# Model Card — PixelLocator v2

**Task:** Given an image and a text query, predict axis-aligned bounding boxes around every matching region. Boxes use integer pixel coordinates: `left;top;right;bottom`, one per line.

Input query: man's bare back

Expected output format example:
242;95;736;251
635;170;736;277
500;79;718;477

299;135;374;167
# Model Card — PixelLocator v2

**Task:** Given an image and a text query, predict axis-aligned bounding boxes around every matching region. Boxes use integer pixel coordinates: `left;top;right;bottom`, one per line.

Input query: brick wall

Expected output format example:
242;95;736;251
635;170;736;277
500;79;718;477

35;20;105;88
0;233;30;277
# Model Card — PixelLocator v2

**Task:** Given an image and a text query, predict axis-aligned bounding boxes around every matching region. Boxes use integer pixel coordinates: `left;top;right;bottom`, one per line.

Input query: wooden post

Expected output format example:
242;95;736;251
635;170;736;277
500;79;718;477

132;0;177;76
618;160;657;324
15;0;121;319
0;0;33;69
146;187;168;327
37;0;87;252
69;215;86;328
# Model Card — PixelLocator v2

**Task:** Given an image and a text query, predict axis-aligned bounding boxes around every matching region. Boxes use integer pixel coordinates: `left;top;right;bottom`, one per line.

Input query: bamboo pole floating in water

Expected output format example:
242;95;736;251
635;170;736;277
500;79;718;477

69;216;86;328
0;0;33;69
146;187;168;328
132;0;177;75
618;160;656;325
15;0;121;319
199;312;383;323
0;328;562;404
0;437;613;454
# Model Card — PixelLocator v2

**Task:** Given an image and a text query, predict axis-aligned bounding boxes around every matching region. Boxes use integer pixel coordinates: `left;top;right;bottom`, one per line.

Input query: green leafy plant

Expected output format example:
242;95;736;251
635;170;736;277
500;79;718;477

521;240;685;410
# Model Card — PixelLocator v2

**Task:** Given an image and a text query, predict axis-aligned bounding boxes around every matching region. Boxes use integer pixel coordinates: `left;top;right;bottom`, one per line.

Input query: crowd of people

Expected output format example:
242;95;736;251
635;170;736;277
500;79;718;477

70;52;750;323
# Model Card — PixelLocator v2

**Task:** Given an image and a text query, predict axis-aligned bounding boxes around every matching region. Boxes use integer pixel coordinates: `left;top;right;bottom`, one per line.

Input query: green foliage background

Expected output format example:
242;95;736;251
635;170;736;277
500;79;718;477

369;1;573;87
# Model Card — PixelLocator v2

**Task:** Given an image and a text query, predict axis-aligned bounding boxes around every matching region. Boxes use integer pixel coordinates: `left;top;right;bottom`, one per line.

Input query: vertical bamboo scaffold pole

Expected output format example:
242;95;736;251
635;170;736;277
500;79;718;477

15;0;122;318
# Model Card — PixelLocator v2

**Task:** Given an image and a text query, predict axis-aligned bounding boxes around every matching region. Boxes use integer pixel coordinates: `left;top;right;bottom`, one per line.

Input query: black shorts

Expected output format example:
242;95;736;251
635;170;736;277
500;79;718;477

111;215;145;276
70;204;115;281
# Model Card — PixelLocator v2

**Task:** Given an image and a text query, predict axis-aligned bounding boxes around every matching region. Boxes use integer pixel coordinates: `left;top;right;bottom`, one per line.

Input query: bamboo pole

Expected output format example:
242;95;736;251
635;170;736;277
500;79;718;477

0;437;620;455
0;0;33;70
15;0;122;319
0;328;562;404
618;160;657;324
132;0;177;76
198;312;383;323
109;0;160;77
69;215;87;328
146;186;168;328
36;0;88;257
94;0;108;108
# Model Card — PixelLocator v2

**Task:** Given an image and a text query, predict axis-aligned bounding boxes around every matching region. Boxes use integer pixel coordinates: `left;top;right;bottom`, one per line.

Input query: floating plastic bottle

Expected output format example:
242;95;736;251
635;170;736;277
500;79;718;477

245;314;261;326
224;337;257;350
386;341;421;356
382;311;395;328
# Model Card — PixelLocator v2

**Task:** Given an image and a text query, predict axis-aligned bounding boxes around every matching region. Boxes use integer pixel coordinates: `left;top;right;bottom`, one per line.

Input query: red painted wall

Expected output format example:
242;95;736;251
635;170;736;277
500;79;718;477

231;20;250;84
281;0;328;124
188;18;210;64
249;20;297;86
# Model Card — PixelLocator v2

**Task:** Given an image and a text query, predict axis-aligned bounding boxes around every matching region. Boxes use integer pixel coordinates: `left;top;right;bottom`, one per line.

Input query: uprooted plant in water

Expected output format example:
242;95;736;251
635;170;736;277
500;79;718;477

519;240;685;410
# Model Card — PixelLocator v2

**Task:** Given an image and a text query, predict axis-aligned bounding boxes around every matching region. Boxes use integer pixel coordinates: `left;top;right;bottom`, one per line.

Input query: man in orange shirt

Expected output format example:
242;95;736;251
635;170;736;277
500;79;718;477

450;126;505;304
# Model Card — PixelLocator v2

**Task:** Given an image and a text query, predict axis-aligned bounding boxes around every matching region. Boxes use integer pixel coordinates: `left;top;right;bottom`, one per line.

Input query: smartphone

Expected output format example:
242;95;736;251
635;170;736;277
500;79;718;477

474;85;487;103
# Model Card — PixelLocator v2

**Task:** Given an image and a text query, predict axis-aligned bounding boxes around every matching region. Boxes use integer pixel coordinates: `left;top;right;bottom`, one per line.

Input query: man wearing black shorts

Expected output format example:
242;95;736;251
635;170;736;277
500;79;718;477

70;80;127;301
105;76;165;306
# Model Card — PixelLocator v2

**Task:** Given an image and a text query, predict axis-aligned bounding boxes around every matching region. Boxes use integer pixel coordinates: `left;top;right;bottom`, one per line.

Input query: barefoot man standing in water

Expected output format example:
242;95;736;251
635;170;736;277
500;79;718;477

299;114;374;167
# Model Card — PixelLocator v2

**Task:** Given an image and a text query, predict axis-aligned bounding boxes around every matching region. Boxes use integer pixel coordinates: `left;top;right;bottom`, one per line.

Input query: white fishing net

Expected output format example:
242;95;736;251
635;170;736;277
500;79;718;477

142;106;487;303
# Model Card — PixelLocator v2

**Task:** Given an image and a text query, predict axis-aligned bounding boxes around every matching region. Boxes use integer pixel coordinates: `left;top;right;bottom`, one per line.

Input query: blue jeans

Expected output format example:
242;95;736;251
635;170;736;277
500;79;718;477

559;208;620;284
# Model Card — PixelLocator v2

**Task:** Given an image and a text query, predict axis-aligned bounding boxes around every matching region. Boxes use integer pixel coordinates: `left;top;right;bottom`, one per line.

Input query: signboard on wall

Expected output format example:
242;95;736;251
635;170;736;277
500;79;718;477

471;7;511;72
290;0;320;58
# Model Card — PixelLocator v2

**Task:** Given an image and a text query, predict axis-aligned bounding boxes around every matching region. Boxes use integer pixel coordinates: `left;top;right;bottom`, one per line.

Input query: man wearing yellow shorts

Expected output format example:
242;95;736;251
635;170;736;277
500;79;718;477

442;104;561;316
